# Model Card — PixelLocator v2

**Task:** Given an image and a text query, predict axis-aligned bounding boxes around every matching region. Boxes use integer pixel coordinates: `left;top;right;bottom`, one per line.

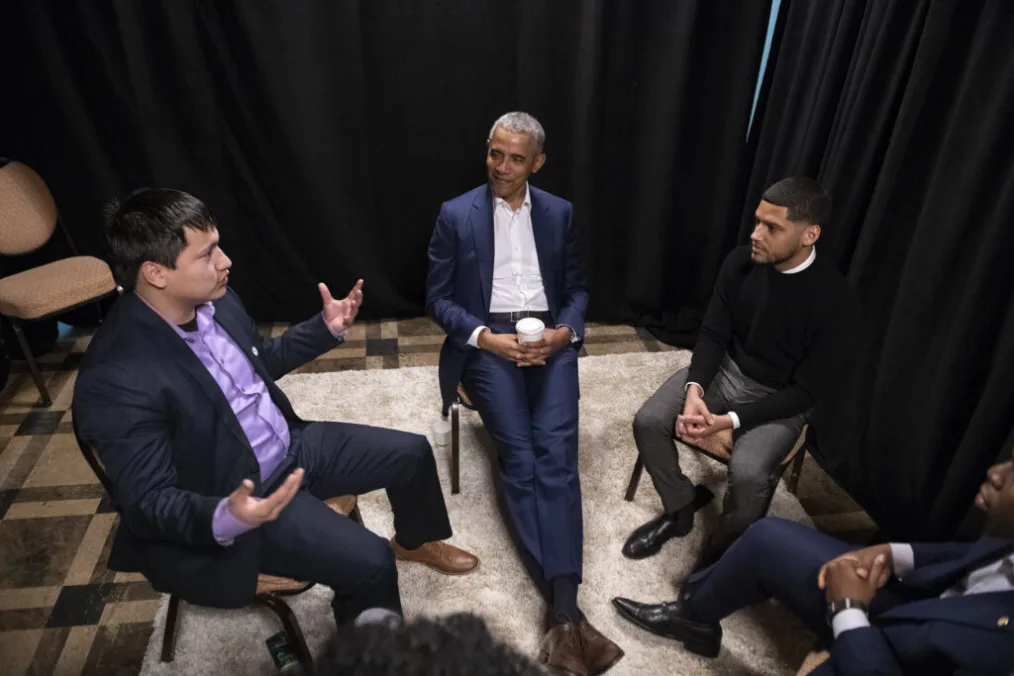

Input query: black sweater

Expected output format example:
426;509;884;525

686;246;861;430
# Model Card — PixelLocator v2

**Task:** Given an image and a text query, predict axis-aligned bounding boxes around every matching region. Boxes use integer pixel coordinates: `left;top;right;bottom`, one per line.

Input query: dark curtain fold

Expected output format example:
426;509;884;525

746;0;1014;539
0;0;771;331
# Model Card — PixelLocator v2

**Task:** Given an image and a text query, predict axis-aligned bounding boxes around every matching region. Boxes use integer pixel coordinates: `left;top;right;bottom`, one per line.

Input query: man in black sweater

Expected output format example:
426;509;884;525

623;177;860;569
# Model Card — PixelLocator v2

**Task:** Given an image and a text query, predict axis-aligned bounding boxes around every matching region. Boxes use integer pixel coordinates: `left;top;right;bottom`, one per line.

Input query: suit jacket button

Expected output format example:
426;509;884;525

252;347;259;356
999;616;1009;627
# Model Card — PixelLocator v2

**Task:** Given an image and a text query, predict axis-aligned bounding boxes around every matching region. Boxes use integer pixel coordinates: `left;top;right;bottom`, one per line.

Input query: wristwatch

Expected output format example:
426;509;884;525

826;598;868;626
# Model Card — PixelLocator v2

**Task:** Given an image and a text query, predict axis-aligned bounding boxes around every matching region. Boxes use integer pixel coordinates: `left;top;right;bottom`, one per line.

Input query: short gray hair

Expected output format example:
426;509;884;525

488;112;545;152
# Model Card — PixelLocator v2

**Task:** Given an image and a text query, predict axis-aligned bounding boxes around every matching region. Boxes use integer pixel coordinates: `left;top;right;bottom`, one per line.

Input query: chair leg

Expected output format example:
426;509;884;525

161;594;180;662
787;447;806;494
624;455;644;502
94;300;105;325
11;321;51;406
450;402;460;495
256;594;313;672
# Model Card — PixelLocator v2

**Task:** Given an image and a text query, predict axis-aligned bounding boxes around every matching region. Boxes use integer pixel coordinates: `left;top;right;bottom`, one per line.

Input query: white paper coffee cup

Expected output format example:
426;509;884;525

515;317;545;343
432;418;451;447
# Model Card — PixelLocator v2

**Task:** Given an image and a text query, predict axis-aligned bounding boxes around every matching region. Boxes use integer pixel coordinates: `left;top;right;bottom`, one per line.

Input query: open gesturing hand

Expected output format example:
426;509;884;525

227;468;304;527
320;279;364;335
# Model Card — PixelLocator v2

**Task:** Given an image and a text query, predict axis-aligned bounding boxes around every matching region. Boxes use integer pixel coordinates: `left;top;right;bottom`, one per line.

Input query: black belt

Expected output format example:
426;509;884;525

487;311;552;324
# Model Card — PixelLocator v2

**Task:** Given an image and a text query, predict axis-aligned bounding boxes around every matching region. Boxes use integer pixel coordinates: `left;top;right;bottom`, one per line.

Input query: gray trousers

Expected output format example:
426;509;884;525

633;356;806;552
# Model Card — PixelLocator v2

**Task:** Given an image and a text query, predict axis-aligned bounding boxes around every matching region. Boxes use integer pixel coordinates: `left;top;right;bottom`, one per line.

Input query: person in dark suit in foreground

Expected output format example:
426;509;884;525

317;612;543;676
73;188;479;629
612;447;1014;675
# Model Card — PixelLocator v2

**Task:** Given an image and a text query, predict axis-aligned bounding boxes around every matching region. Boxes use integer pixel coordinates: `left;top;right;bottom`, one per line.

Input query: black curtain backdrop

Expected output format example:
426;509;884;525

745;0;1014;539
5;0;1012;541
0;0;771;333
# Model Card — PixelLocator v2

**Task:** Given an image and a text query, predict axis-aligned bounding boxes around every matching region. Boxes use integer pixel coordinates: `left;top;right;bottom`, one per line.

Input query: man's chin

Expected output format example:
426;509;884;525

209;284;229;300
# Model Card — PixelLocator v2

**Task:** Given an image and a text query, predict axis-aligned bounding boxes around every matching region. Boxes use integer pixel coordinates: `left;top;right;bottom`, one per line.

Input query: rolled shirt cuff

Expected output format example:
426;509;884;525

889;543;915;578
212;498;257;546
322;312;348;340
684;381;705;397
727;411;741;430
831;608;871;638
468;325;489;348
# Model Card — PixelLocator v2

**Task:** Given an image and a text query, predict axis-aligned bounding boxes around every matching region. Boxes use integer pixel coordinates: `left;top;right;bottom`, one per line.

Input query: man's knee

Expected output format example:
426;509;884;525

743;517;803;547
355;536;399;586
397;433;435;469
633;402;672;439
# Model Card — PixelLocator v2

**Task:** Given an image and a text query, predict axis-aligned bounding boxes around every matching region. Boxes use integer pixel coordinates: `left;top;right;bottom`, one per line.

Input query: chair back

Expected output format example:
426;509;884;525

71;415;119;510
0;161;58;255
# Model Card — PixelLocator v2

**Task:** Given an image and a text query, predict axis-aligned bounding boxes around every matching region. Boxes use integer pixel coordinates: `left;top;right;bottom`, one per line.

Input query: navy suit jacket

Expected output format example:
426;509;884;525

72;290;340;609
425;183;589;412
822;538;1014;675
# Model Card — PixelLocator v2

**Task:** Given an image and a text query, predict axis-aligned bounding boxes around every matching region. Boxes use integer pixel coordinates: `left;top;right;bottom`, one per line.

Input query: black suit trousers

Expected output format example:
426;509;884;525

258;422;452;625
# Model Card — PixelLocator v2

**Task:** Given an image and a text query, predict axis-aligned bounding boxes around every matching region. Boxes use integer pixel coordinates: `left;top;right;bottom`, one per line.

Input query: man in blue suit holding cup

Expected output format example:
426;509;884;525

426;112;623;675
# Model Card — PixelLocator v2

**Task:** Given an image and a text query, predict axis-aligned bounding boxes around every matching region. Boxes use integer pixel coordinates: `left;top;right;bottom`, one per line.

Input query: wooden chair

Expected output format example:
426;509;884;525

624;423;811;502
446;383;476;495
0;161;119;406
73;421;361;671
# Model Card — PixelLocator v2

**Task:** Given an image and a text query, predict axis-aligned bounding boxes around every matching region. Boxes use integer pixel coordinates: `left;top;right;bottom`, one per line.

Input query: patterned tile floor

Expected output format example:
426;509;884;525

0;318;873;675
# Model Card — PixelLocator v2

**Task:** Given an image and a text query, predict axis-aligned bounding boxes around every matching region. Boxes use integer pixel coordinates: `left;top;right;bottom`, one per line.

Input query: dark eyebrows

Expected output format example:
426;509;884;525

754;214;782;230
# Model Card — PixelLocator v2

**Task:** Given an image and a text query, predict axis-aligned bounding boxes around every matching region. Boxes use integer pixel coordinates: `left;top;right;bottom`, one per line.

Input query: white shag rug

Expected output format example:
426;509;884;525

139;351;814;675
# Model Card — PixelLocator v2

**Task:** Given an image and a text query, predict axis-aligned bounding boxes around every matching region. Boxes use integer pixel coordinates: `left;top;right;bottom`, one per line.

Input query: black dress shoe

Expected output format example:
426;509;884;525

622;511;690;559
621;486;715;560
610;597;721;658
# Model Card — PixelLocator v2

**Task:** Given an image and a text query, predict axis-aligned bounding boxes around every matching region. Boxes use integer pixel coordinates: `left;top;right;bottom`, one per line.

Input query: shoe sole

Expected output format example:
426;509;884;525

615;609;719;658
538;650;586;676
393;552;481;576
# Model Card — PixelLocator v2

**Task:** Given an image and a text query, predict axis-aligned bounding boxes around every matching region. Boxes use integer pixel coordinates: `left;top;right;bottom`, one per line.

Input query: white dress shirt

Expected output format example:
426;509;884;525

831;543;1014;638
686;246;817;429
468;183;551;347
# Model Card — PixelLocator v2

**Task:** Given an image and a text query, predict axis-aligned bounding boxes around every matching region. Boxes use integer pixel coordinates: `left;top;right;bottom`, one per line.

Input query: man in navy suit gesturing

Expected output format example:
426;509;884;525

426;112;623;675
74;188;479;632
613;446;1014;675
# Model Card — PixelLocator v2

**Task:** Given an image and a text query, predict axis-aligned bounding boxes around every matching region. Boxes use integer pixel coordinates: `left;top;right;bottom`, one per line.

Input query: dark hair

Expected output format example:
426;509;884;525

102;188;216;291
317;613;543;676
761;177;831;226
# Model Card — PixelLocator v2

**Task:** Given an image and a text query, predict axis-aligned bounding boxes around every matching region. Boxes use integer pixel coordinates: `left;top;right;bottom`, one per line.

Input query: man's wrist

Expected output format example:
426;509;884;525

826;597;868;626
829;606;870;637
476;328;491;349
684;381;705;399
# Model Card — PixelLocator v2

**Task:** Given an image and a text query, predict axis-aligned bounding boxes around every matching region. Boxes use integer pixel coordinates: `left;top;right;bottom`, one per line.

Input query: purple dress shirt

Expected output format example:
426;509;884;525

167;302;339;545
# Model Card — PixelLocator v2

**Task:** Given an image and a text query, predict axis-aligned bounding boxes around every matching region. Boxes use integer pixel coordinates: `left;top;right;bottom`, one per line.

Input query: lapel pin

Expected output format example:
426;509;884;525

252;347;259;357
999;617;1009;627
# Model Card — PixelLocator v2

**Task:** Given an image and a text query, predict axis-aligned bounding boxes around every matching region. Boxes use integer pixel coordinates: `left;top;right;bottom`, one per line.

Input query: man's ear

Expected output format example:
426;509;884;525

803;224;821;247
139;261;169;290
532;153;547;174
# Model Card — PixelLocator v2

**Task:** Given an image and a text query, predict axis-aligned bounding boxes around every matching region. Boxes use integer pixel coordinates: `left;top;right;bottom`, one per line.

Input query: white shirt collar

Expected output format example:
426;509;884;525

781;246;816;274
493;182;532;212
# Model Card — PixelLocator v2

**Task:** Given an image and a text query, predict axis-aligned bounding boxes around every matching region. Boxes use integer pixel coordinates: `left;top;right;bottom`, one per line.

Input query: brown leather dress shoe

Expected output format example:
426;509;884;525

390;538;480;575
540;621;587;676
579;621;624;675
